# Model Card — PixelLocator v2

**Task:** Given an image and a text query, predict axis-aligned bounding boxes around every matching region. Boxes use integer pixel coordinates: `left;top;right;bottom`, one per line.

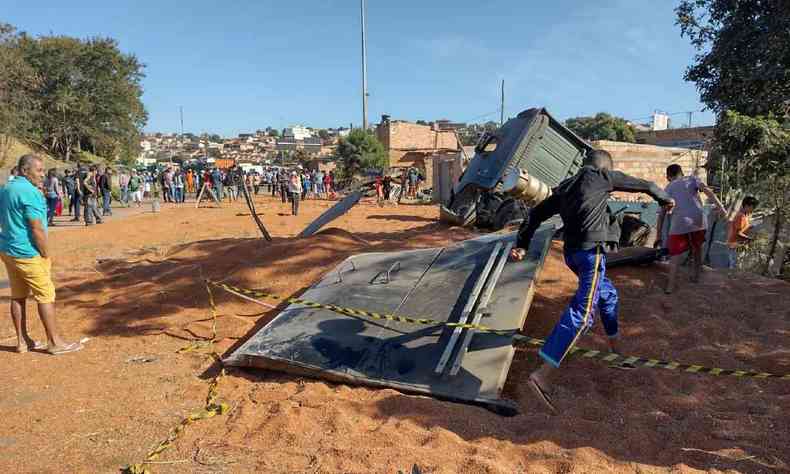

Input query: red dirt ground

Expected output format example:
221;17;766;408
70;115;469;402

0;194;788;473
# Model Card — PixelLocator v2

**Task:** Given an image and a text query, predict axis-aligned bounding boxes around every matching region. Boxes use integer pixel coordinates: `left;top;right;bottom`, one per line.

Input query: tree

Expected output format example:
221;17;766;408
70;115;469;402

676;0;790;116
565;113;636;142
17;32;147;161
712;111;790;275
208;133;222;143
335;129;387;178
317;129;330;141
268;128;280;138
0;23;40;166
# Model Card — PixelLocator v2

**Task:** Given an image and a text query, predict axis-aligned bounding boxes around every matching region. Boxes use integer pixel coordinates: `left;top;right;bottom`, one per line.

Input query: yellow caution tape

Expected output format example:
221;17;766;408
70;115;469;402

208;280;790;381
123;284;230;474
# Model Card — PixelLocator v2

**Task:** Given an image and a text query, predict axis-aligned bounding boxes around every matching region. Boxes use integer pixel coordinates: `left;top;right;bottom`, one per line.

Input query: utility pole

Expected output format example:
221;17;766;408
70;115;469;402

360;0;369;131
500;79;505;126
687;111;693;128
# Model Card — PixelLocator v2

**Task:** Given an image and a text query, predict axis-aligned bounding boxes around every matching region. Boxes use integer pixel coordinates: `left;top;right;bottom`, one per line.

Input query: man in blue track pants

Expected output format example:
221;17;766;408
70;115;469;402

511;149;674;413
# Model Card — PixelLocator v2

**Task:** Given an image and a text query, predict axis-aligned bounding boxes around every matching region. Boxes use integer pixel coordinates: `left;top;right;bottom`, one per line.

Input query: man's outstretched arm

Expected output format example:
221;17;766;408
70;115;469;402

608;170;674;206
513;193;560;260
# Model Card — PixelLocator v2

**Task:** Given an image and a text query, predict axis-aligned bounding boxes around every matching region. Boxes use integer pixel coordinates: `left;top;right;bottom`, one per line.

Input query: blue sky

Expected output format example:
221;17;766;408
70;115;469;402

4;0;713;136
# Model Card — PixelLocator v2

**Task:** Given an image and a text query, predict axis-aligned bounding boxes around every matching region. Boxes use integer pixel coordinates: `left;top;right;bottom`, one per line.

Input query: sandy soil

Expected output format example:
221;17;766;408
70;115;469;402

0;194;788;474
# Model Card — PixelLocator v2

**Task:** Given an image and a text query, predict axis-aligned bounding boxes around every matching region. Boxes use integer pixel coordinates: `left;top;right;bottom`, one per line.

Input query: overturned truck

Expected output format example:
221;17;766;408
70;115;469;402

441;107;588;229
441;107;658;253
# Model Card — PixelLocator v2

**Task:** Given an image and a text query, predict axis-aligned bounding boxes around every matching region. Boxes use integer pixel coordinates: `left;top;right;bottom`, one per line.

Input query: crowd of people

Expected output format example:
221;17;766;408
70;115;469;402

8;161;152;227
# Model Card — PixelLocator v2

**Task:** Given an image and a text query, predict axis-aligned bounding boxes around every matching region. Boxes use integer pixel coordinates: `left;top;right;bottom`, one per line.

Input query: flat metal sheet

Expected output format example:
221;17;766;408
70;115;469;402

298;191;363;238
226;225;555;412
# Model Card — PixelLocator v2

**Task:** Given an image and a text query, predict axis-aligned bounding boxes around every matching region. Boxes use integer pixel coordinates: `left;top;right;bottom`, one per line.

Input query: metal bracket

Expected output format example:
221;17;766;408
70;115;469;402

371;260;401;285
334;259;356;284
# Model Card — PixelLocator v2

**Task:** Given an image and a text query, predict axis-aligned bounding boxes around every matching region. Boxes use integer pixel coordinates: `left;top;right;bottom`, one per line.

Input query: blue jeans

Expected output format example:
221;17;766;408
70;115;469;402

539;246;619;368
46;196;59;223
71;192;82;218
102;192;112;215
120;185;129;205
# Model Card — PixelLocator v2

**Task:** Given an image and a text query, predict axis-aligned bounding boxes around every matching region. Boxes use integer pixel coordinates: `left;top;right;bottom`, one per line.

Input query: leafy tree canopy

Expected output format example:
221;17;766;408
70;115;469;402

0;23;40;165
1;23;148;163
335;129;387;177
565;113;636;142
676;0;790;116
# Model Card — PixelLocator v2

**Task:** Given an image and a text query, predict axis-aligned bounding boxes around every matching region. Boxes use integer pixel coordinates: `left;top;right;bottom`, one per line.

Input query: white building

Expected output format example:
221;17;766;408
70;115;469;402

283;126;312;140
651;111;670;131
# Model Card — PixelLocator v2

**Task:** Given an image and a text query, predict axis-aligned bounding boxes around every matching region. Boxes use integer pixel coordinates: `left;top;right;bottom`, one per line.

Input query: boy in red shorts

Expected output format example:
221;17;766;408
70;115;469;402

656;164;726;294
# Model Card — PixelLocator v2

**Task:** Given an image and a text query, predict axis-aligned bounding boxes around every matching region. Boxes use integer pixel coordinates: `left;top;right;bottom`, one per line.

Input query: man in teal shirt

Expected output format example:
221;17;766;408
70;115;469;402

0;154;82;355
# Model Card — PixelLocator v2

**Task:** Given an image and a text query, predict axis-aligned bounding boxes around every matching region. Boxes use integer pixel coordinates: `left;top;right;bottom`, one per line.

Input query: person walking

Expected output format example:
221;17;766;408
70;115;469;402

185;169;195;195
118;169;130;207
383;174;392;201
655;164;727;293
280;171;289;203
62;170;75;216
173;170;185;203
99;168;113;216
511;150;674;413
43;169;62;226
302;172;311;200
211;168;224;202
0;155;83;354
82;166;102;226
288;171;302;216
162;167;174;203
129;170;143;207
70;163;86;222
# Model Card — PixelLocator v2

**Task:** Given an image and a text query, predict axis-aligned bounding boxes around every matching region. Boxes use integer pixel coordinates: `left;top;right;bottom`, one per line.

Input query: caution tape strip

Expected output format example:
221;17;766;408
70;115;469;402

208;280;790;381
123;284;231;474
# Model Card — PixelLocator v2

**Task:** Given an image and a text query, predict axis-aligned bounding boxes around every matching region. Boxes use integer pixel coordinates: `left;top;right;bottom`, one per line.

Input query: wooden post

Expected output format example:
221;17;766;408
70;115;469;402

241;180;272;241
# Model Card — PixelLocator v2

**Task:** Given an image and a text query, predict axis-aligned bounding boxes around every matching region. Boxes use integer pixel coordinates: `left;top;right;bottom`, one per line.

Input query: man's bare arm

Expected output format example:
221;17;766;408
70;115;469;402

699;182;727;215
655;209;666;247
28;218;49;258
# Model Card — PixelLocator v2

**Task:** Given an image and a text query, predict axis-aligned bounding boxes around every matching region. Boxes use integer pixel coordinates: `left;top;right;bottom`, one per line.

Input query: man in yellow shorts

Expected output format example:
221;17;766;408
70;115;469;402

1;154;82;355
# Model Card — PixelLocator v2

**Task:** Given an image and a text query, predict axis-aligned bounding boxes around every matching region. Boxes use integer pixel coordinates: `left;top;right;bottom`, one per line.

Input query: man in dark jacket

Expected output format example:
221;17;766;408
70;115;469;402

98;168;112;216
512;150;674;412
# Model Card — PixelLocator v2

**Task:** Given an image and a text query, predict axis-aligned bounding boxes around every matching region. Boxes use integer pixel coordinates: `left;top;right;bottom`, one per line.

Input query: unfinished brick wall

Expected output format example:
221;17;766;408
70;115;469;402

592;140;708;201
377;122;458;152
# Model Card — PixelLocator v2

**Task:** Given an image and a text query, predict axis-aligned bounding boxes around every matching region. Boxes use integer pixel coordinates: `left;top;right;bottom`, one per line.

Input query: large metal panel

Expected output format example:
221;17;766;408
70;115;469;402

225;225;556;412
297;191;363;238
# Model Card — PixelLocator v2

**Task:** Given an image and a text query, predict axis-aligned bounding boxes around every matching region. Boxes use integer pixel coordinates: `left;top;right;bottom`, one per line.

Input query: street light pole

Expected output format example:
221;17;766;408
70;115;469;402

361;0;368;131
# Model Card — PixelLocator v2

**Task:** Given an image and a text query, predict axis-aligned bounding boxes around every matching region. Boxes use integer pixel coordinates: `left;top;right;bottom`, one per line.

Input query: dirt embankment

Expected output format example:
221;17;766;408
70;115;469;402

0;195;788;473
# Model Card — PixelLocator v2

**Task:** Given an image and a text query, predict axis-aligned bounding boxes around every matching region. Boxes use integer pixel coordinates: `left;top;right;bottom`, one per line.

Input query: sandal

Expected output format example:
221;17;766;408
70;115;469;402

528;375;557;414
48;341;84;355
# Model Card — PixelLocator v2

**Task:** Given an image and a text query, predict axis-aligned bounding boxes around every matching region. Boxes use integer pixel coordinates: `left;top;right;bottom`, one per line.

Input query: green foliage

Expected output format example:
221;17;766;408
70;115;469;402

335;129;387;177
676;0;790;116
208;133;222;143
713;111;790;275
565;113;636;142
0;23;40;166
0;22;147;163
268;128;280;138
317;129;330;141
